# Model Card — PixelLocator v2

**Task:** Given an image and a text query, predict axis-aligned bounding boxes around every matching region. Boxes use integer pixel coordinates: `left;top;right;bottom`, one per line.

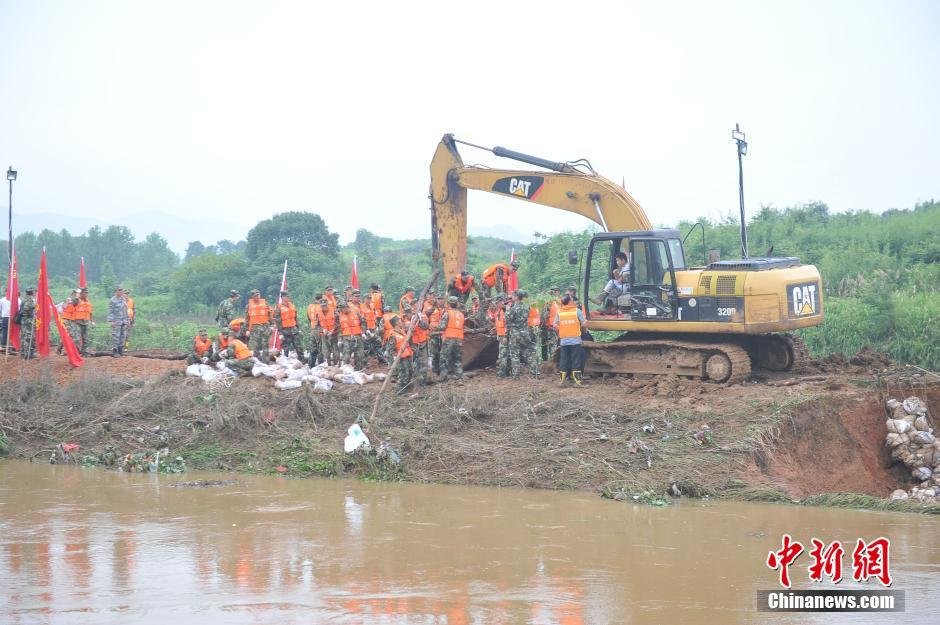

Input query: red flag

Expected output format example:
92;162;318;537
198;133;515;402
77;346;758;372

269;259;288;351
507;248;519;292
78;257;87;289
35;249;51;356
6;247;20;351
48;292;83;368
350;255;359;290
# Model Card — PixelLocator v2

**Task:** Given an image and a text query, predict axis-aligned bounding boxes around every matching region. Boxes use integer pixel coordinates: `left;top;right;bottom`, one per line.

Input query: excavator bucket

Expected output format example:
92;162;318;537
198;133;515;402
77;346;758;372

462;332;498;370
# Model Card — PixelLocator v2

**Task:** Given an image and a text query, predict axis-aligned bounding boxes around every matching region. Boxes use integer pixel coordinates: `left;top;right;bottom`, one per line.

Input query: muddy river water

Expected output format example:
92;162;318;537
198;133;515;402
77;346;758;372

0;460;937;624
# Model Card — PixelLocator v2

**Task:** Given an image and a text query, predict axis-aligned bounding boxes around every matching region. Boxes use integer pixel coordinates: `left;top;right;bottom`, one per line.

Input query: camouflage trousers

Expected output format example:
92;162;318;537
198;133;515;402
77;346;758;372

395;355;413;393
545;328;559;360
412;340;429;384
430;335;442;374
364;328;384;363
509;332;538;378
342;334;365;369
308;331;321;365
248;324;271;360
278;326;303;358
440;338;463;380
225;358;255;376
186;352;209;365
124;321;134;349
110;321;128;353
20;319;35;358
74;320;90;354
319;333;338;365
496;335;510;376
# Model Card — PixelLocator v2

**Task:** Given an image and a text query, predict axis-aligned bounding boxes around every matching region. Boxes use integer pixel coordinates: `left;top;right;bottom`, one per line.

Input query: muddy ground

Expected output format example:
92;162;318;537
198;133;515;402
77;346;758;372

0;351;937;509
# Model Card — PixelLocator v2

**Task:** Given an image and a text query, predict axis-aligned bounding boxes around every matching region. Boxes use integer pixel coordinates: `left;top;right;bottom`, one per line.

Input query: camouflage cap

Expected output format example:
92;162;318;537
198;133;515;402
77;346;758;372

220;328;230;335
319;299;329;306
510;259;520;267
344;285;353;291
567;285;577;291
325;285;334;291
405;286;415;292
371;283;381;290
351;289;361;295
514;289;527;298
383;305;392;313
198;328;208;334
338;301;349;308
250;288;261;295
549;287;560;292
230;289;240;296
447;295;458;304
80;287;88;293
25;287;35;294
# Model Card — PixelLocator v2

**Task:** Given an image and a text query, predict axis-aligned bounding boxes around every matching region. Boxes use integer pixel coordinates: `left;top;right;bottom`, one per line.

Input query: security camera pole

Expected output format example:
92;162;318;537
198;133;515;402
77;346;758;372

732;125;748;259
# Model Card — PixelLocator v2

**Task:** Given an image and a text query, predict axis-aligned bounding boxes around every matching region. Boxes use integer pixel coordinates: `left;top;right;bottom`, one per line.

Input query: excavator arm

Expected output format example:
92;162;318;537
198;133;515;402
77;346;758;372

430;133;653;281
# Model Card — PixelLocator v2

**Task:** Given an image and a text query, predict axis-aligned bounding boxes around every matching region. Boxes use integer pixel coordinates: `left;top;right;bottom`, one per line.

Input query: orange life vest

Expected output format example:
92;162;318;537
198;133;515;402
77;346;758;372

74;299;93;321
247;299;271;328
410;312;428;344
61;300;77;321
359;303;377;330
399;293;414;315
482;263;510;288
339;310;363;336
547;301;560;329
230;338;251;360
393;330;413;359
194;335;212;357
306;303;318;327
453;274;475;293
495;309;507;337
429;307;442;328
442;309;465;340
316;309;336;333
229;317;245;333
383;316;393;341
527;306;540;328
217;334;230;351
126;297;135;320
370;292;384;318
557;305;581;339
277;302;297;328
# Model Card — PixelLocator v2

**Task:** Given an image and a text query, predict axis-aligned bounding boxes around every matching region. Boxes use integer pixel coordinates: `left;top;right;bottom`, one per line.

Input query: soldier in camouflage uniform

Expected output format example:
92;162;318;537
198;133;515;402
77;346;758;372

388;316;414;394
338;299;366;368
106;286;129;357
273;291;304;358
215;290;240;328
17;288;37;359
245;289;272;361
404;303;431;385
437;295;465;381
542;287;561;361
493;295;511;377
507;290;539;379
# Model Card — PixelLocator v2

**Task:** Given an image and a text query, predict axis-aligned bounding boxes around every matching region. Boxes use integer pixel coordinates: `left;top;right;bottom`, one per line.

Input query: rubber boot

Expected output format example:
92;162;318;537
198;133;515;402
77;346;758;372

572;371;583;386
559;372;568;386
112;348;119;358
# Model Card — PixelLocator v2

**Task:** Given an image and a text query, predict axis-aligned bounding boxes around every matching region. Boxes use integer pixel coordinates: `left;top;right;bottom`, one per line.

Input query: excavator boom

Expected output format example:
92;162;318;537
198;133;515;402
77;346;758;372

430;134;651;280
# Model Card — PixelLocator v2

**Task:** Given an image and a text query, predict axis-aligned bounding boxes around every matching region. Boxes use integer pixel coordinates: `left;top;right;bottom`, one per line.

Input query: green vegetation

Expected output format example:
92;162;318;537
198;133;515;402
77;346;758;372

5;200;938;367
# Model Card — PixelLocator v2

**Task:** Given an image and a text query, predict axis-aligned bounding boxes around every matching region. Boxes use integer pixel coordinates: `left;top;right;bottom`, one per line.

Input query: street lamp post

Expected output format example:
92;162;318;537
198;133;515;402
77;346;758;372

731;125;748;259
6;166;16;264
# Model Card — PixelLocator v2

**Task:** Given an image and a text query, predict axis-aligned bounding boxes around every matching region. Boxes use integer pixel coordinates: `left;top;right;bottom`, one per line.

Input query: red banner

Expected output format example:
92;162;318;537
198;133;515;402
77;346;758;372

35;249;51;356
48;292;83;368
6;249;20;351
350;255;359;290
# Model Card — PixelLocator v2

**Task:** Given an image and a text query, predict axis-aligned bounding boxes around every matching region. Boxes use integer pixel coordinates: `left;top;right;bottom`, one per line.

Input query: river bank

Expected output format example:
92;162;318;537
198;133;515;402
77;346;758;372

1;354;937;513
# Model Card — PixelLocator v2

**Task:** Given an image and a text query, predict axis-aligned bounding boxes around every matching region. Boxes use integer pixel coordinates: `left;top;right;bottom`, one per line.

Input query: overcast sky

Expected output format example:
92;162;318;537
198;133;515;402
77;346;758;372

2;0;938;246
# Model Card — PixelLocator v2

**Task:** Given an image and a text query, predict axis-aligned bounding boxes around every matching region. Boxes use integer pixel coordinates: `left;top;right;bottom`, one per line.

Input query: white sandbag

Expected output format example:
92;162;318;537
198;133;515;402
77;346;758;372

889;489;908;500
886;399;901;410
217;365;237;377
914;416;930;432
351;372;368;385
186;364;212;377
344;423;370;452
251;364;266;377
340;364;355;374
275;354;290;367
885;432;903;448
285;368;307;382
912;466;933;481
886;419;911;434
313;378;333;392
912;431;936;446
903;397;927;415
275;379;303;390
372;372;386;381
201;370;222;383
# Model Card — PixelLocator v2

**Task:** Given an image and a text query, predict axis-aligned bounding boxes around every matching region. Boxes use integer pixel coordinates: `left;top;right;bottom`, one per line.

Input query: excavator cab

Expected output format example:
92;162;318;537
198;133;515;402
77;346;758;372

585;230;686;320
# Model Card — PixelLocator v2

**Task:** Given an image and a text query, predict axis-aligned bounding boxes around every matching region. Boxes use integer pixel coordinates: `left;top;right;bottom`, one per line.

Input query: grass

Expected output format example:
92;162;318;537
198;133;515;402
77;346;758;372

800;493;940;515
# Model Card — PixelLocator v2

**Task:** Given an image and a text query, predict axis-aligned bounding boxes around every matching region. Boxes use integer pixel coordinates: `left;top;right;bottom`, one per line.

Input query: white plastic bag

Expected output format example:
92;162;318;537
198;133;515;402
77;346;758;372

275;379;303;390
344;424;371;453
313;378;333;392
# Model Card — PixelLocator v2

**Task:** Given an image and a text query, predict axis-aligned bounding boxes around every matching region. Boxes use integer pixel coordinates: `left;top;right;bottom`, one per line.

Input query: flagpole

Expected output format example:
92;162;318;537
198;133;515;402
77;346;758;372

4;252;11;360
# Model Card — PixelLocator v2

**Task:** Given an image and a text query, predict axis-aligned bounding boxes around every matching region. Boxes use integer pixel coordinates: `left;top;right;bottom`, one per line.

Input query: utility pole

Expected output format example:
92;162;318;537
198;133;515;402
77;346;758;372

6;166;18;263
731;125;748;259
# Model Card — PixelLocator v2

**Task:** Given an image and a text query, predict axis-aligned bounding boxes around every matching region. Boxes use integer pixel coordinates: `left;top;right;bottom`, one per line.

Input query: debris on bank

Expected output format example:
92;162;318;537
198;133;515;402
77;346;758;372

885;396;940;502
185;355;385;391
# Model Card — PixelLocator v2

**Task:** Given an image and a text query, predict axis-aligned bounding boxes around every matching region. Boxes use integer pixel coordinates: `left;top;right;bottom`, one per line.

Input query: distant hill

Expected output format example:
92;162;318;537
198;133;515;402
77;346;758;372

14;211;246;255
469;223;532;244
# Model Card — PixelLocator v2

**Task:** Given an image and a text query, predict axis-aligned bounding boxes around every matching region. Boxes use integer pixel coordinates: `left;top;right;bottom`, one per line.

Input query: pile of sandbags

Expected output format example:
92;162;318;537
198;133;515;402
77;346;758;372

885;396;939;502
185;363;237;384
252;355;385;392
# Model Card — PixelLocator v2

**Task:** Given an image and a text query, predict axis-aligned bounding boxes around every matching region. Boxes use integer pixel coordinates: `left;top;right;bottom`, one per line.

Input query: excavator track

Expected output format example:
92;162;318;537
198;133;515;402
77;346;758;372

583;338;752;384
738;333;810;373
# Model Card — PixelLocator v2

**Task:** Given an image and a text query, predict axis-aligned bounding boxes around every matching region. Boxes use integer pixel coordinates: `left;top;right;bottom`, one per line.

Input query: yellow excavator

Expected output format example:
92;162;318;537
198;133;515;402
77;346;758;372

429;133;824;383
